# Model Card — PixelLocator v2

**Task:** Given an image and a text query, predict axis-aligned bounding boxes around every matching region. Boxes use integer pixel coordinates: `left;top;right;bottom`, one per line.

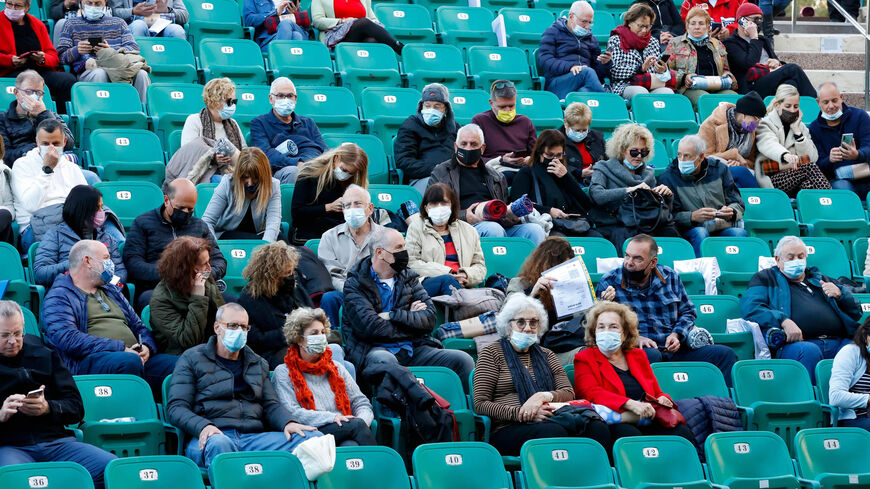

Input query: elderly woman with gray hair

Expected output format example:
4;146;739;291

271;307;375;446
472;293;611;456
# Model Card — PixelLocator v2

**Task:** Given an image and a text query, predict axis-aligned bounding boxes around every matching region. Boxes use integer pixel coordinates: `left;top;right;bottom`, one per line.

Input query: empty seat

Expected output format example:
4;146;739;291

515;89;563;130
651;361;730;399
317;446;412;489
368;184;422;213
135;37;198;84
631;94;700;141
87;129;165;186
565;236;617;284
360;87;422;149
449;89;490;125
700;236;771;297
519;438;618;489
614;436;715;489
323;133;390;184
739;188;800;252
146;83;205;145
1;242;44;314
697;92;741;122
796;189;870;259
498;8;555;52
468;46;535;90
280;184;294;234
335;42;402;98
233;85;272;134
95;182;164;228
802;236;852;279
402;43;468;90
295;86;361;134
209;451;310;489
374;4;437;44
0;462;95;489
689;294;755;360
69;82;147;149
794;427;870;487
706;431;809;489
199;38;268;85
591;11;616;49
564;92;631;135
435;6;498;52
412;442;512;489
104;455;206;489
217;239;268;295
814;359;834;405
480;237;536;277
266;40;334;86
185;0;244;54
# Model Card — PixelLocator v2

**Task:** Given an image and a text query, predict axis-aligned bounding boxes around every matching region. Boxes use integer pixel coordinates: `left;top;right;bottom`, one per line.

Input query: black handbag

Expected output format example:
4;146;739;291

532;169;592;236
617;189;673;234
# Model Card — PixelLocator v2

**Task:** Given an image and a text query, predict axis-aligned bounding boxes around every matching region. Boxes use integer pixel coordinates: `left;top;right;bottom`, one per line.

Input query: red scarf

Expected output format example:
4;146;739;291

611;25;651;52
283;345;352;416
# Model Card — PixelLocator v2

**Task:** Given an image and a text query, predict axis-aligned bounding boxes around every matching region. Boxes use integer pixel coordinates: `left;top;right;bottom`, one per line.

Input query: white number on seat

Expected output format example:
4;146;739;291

489;53;501;61
807;246;816;254
457;12;468;20
314;94;327;102
115;137;130;146
139;469;158;481
201;2;213;9
220;46;233;54
734;443;750;454
699;305;715;314
820;197;832;205
823;439;840;450
673;372;689;382
290;47;303;55
452;96;466;104
653;101;666;109
586;99;599;107
384;95;397;103
748;196;761;205
392;10;405;17
151;44;165;52
244;464;263;475
551;449;569;461
759;370;774;380
377;193;392;202
170;91;184;99
725;246;739;254
573;246;585;255
356;50;369;58
519;14;530;21
520;97;533;105
862;303;870;312
27;477;48;488
96;90;110;98
642;447;659;458
115;191;132;200
4;86;13;94
492;246;507;255
230;249;247;259
424;51;436;59
346;458;364;470
241;93;254;101
445;454;463;465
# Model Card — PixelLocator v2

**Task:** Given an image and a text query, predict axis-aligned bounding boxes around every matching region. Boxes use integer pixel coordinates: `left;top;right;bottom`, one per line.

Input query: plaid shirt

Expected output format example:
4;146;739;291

596;265;696;345
761;154;812;175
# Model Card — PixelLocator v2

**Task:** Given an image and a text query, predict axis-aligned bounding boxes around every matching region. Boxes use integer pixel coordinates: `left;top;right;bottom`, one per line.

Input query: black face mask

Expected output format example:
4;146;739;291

456;147;481;166
623;265;649;282
388;249;409;273
244;183;259;194
780;109;800;125
281;275;296;290
170;207;191;227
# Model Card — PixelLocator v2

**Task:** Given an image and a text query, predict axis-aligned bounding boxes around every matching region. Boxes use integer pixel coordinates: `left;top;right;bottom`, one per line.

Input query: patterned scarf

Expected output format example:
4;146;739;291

199;108;243;153
610;25;651;52
725;107;754;159
283;345;352;415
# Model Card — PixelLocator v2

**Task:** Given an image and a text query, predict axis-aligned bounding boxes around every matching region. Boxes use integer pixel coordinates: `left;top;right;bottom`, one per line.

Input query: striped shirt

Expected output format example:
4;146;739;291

442;233;459;272
472;341;574;433
850;370;870;417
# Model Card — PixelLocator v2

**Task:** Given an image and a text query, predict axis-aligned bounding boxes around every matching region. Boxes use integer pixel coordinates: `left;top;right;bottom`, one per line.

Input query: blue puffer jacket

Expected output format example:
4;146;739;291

675;395;743;461
537;18;611;85
33;222;127;288
42;273;156;375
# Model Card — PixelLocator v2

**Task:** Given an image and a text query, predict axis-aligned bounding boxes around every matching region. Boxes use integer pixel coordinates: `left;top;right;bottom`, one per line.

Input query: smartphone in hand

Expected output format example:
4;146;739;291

842;133;854;147
26;387;44;399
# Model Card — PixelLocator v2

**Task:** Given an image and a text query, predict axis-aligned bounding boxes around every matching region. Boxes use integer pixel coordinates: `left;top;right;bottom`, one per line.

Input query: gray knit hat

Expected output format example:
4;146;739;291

421;83;450;104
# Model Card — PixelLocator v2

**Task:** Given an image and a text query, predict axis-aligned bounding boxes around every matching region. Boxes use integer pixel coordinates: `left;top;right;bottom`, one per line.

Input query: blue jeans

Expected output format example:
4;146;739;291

366;345;475;390
185;428;322;468
473;221;546;246
422;274;462;298
683;225;749;257
729;166;758;188
256;20;307;50
839;416;870;430
759;0;792;14
320;290;344;331
77;351;178;394
645;343;737;386
82;169;100;185
545;70;605;100
129;19;186;38
273;165;299;184
328;343;355;380
0;437;116;489
832;178;870;197
778;337;852;383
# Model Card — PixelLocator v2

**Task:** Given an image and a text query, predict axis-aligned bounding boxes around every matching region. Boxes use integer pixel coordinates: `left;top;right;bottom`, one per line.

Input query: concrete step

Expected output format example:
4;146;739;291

843;92;867;108
773;33;866;52
773;19;863;34
778;51;866;70
805;69;866;92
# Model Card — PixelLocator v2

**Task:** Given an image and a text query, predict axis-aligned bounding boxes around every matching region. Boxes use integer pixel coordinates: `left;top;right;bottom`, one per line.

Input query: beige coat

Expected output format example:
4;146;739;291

405;214;487;288
753;110;818;188
698;103;757;164
311;0;378;42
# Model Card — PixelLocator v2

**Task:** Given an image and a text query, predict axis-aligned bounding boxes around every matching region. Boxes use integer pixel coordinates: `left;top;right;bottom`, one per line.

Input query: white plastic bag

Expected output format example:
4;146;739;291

596;257;623;275
726;318;771;359
292;433;336;481
672;257;720;295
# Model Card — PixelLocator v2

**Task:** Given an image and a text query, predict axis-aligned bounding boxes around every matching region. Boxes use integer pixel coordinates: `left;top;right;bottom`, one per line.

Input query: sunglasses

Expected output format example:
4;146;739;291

629;148;650;158
225;98;238;106
491;80;516;91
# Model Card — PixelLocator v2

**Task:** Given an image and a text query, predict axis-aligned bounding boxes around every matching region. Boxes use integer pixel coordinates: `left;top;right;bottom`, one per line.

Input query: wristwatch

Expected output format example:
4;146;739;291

42;165;53;174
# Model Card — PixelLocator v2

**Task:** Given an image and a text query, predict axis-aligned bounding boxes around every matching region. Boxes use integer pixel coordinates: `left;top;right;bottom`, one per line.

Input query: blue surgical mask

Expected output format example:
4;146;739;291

510;330;538;350
623;159;643;170
221;327;247;352
218;103;235;120
343;207;367;229
421;108;444;126
782;259;806;279
274;98;295;117
678;159;697;175
596;330;623;354
100;259;115;284
573;25;591;37
566;128;588;142
687;33;709;43
821;109;843;121
82;4;104;21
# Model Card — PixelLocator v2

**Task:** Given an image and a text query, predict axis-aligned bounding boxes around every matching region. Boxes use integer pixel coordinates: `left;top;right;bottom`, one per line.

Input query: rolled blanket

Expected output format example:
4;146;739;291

689;75;732;91
469;199;507;221
508;194;534;218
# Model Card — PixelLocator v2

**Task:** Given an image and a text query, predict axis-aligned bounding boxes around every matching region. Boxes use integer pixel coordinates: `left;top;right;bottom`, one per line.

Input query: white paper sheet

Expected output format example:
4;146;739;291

542;257;596;319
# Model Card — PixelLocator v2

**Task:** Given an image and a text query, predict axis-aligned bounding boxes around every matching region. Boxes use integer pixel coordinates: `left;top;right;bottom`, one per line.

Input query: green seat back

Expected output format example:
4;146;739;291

435;6;498;51
631;93;699;140
701;236;770;273
70;83;147;146
335;42;402;98
852;293;870;323
401;43;468;90
733;359;816;404
648;139;670;168
267;40;334;86
652;361;730;399
536;0;574;13
218;239;268;279
233;85;272;133
565;236;617;283
412;442;512;489
374;4;437;44
565;92;631;135
448;89;490;125
104;455;206;489
480;236;536;277
763;95;820;124
515;89;564;131
622;236;694;268
135;37;198;84
705;431;797;485
23;306;40;338
323;134;389;184
88;129;165;186
0;78;56;111
295;86;361;134
815;359;833;404
368;184;422;213
409;366;468;409
697;93;741;121
853;237;868;277
796;189;870;256
794;428;870;482
803;237;851;279
304;239;319;255
519;437;616;489
209;451;310;489
739;188;799;251
0;241;25;281
280;184;294;230
184;0;244;52
689;294;741;334
146;83;205;144
317;446;411;489
591;11;615;46
198;38;267;84
95;182;164;228
141;305;151;331
499;8;555;50
613;436;708;488
0;462;95;489
194;183;218;218
360;87;422;147
468;46;533;90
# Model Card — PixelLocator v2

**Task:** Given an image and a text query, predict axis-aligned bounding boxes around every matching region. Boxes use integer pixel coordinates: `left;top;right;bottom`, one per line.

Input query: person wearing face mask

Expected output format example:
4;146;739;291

631;0;684;46
405;183;486;299
290;142;368;244
558;102;605;183
754;84;829;194
598;234;737;385
575;301;695;443
809;82;870;195
34;184;127;288
202;147;282;242
472;293;611;456
342;228;475;387
537;1;610;100
250;77;328;185
124;178;227;311
272;307;374;446
608;3;674;102
829;321;870;431
394;83;458;193
697;90;766;179
149;236;225;356
741;235;861;381
471;80;536;182
42;240;178;392
662;7;738;111
166;302;322;469
657;135;747;257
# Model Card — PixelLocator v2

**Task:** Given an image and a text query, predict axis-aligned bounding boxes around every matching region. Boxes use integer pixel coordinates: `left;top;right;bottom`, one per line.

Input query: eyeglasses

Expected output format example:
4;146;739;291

631;21;651;31
341;200;366;210
491;81;515;91
745;16;763;23
5;2;27;9
225;98;238;106
543;152;564;160
17;88;44;98
629;148;650;158
218;321;251;331
0;331;23;340
272;92;297;100
511;318;540;329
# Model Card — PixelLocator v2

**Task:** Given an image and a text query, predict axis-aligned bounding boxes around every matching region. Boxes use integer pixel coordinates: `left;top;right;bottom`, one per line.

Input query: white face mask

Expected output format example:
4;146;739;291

427;205;451;226
333;167;352;181
82;4;105;21
38;144;63;159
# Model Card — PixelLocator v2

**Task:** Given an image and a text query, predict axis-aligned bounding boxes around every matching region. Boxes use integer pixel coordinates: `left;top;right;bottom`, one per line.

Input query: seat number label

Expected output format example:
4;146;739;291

820;197;832;205
170;91;184;99
96;90;109;98
115;138;130;146
231;249;247;258
520;97;532;105
587;99;599;107
673;372;689;382
290;47;303;55
28;476;48;488
452;96;466;104
357;50;369;57
4;86;13;94
759;480;769;488
806;246;815;254
242;93;254;101
346;458;364;470
734;443;750;453
653;101;666;108
116;191;132;200
201;2;213;9
642;447;659;458
823;439;840;450
759;370;774;380
377;193;392;202
314;94;327;102
384;95;397;103
700;305;714;314
489;53;501;61
445;454;463;465
151;45;165;52
572;246;585;255
139;469;158;481
850;475;859;484
748;196;761;205
244;464;263;475
725;246;739;254
392;10;404;17
551;449;569;461
457;12;468;19
862;303;870;312
492;246;507;255
221;46;233;54
424;51;436;59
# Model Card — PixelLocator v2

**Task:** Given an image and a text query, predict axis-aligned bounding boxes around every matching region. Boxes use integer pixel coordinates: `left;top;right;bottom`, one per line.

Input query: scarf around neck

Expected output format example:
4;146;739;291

611;25;652;52
499;338;556;405
725;107;754;159
283;345;352;415
199;108;243;153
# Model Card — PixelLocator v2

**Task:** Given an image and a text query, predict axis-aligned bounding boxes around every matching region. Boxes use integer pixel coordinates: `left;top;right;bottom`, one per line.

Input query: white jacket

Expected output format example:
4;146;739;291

405;214;487;287
754;111;819;188
0;162;15;219
829;343;869;420
11;148;86;228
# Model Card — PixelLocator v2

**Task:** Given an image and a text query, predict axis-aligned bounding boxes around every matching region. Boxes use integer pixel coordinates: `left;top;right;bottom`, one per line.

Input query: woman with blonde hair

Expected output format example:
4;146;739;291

290;142;369;244
559;102;605;180
202;147;282;242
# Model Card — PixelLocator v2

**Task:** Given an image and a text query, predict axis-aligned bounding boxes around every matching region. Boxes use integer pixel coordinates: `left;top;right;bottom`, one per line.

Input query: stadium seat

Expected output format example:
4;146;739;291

802;237;852;279
449;89;491;125
853;237;868;283
209;451;310;489
233;85;272;135
0;78;56;112
104;455;206;489
22;306;40;339
68;82;148;149
763;95;820;124
96;182;164;228
435;6;498;53
335;43;403;99
266;40;335;87
738;188;800;253
631;94;700;142
411;367;488;441
700;236;771;297
480;237;536;277
697;92;741;122
794;427;870;487
498;8;555;52
146;83;205;146
536;0;574;14
519;438;617;489
613;436;714;489
515;90;563;130
591;11;616;49
0;241;44;315
689;295;755;361
731;359;826;454
648;139;671;171
814;359;836;423
280;184;294;234
317;446;412;489
597;0;635;12
87;129;166;186
0;462;95;489
374;4;437;44
199;39;268;85
412;442;512;489
565;236;618;285
140;305;151;330
295;86;362;134
652;361;730;399
194;183;217;217
360;87;422;149
796;189;870;259
468;46;536;90
564;92;631;136
184;0;245;55
623;237;705;294
218;239;268;295
705;431;811;489
73;374;167;456
853;293;870;323
135;37;198;84
368;184;422;213
402;43;469;90
414;0;468;13
323;133;390;184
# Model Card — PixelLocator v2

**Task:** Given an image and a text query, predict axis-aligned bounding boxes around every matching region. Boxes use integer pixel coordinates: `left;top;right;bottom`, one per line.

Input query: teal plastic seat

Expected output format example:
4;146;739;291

280;184;294;234
360;87;422;149
794;427;870;489
368;184;422;213
0;241;44;315
689;294;754;360
304;238;319;255
614;436;714;489
324;133;389;184
295;86;361;134
217;239;268;295
448;88;490;125
194;183;218;218
853;293;870;323
796;189;870;259
565;236;617;285
697;92;741;121
135;37;198;84
814;359;837;424
0;78;56;112
402;43;468;90
104;455;206;489
700;236;771;297
647;139;671;170
317;446;412;489
209;451;310;489
267;40;334;86
499;8;555;52
739;188;800;253
87;129;166;186
591;11;616;49
335;42;402;99
763;95;820;124
480;237;536;277
412;442;512;489
435;6;498;52
705;431;810;489
652;361;731;399
731;359;826;454
68;83;147;149
233;85;272;135
515;90;563;130
0;462;95;489
802;237;851;279
96;182;164;228
565;92;631;136
631;94;700;141
519;437;617;489
199;38;268;85
468;46;535;90
853;237;868;285
22;306;40;339
141;305;151;330
411;367;488;441
184;0;244;55
374;4;437;44
536;0;574;14
74;374;167;457
146;83;205;146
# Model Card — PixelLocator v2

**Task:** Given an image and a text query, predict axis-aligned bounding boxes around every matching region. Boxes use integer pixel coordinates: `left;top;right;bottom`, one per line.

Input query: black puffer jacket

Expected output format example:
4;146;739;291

0;101;74;165
341;257;438;370
393;101;459;182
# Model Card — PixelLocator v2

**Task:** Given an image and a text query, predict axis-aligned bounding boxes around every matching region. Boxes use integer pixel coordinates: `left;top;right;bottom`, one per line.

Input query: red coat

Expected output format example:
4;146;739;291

0;14;60;76
573;347;671;412
680;0;745;31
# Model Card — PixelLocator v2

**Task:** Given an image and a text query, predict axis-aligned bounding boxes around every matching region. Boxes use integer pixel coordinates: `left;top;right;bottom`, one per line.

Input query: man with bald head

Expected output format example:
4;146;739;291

809;82;870;195
125;178;226;309
42;240;177;390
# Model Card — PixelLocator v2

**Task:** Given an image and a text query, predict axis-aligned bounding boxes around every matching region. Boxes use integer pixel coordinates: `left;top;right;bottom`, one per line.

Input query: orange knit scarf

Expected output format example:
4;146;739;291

283;345;352;415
